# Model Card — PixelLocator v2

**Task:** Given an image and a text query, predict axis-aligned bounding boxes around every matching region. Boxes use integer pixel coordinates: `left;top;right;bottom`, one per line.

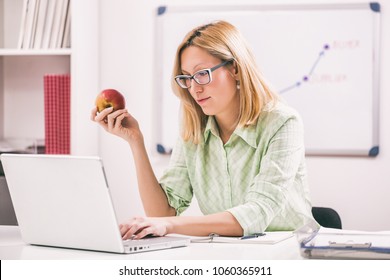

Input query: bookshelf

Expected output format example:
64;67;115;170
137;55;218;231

0;49;71;56
0;0;99;155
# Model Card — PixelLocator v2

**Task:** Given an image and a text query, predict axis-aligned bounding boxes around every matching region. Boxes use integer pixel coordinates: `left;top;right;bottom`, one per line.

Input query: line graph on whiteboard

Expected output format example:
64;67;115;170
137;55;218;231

279;44;330;94
277;40;358;94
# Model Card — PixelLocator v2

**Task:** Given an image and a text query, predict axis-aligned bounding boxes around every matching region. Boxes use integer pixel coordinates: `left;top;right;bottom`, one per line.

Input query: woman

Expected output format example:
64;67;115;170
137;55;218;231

91;21;313;239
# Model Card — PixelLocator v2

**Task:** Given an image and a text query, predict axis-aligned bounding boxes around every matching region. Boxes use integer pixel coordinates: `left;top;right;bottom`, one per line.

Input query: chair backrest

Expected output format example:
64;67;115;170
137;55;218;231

311;206;342;229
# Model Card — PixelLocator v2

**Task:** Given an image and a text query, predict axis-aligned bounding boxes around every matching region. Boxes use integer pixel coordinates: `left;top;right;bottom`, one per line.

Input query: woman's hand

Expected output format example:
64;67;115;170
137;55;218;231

119;217;173;240
91;107;143;144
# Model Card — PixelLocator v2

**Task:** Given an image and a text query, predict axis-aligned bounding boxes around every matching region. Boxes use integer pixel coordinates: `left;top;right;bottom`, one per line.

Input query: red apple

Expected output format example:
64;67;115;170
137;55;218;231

95;89;126;112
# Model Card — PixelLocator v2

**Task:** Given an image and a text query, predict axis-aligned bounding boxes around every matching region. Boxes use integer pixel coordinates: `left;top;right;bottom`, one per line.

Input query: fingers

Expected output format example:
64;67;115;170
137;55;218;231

120;217;148;240
93;107;114;122
119;217;140;239
92;107;129;132
90;107;98;121
106;109;128;131
119;217;164;240
134;227;154;240
114;112;130;130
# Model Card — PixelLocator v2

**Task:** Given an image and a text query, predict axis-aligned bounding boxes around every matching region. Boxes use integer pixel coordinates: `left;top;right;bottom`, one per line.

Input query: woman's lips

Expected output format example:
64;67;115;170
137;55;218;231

197;97;211;105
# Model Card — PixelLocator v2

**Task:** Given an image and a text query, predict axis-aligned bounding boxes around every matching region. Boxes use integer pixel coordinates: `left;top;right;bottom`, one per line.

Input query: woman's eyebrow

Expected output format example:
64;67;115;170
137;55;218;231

180;69;191;75
181;63;209;75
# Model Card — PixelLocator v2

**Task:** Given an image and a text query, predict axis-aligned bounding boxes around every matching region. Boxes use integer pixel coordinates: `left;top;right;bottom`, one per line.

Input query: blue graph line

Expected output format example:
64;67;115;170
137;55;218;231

279;44;330;94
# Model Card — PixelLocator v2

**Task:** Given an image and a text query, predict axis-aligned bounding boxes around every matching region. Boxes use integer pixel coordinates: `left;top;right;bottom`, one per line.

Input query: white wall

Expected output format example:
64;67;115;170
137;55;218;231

97;0;390;230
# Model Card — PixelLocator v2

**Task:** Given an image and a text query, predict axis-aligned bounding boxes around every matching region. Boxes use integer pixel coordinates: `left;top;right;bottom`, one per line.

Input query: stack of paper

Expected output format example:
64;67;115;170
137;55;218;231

296;221;390;259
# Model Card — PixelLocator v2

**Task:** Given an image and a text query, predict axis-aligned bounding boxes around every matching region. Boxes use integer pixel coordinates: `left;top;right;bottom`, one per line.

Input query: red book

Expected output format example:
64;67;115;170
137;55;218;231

44;74;71;154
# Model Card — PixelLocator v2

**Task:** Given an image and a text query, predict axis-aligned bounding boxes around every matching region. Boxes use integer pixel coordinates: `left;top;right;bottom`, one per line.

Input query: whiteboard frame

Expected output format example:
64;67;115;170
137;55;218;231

154;2;381;157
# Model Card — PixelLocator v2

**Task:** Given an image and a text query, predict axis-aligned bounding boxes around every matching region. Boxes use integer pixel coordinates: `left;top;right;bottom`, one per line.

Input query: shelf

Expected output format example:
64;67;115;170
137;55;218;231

0;0;99;156
0;48;71;56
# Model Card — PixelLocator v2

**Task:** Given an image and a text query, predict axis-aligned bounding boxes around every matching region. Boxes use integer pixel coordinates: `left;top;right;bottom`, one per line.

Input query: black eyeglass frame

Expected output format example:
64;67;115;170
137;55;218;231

174;59;234;89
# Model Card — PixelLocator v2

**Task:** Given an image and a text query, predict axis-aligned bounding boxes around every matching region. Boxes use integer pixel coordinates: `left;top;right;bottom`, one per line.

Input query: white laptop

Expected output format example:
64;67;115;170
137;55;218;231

0;153;190;254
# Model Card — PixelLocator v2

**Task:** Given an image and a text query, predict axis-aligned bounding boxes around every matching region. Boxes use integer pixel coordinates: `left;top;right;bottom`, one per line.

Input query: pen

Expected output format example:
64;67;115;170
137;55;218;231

240;233;266;240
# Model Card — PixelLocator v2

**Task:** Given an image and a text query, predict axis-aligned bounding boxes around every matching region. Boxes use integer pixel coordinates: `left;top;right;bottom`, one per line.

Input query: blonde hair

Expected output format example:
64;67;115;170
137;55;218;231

171;20;279;144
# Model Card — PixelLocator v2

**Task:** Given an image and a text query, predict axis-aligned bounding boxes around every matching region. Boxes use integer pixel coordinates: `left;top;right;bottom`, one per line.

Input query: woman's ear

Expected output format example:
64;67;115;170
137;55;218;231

228;61;239;79
233;61;239;75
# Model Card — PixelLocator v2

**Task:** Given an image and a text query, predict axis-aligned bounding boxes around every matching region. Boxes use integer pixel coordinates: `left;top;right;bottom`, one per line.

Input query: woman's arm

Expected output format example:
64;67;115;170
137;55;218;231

91;107;175;217
129;138;176;217
120;211;243;239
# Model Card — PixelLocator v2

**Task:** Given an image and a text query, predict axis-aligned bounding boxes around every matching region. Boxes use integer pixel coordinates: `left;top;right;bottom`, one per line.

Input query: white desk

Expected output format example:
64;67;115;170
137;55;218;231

0;226;303;260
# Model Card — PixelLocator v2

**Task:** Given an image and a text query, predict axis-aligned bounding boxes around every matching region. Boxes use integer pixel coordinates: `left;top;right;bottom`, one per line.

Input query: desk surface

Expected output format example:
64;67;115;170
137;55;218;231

0;226;302;260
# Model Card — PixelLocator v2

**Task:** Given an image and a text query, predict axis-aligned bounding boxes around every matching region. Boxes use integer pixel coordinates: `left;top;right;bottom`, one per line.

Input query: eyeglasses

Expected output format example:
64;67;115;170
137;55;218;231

174;60;233;89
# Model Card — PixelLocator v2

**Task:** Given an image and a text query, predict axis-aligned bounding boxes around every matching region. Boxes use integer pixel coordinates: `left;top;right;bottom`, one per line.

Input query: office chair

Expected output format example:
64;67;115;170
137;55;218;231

311;207;342;229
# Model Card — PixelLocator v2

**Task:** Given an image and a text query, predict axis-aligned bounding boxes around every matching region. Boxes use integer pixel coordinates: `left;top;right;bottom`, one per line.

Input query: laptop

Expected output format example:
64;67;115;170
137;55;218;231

0;153;190;254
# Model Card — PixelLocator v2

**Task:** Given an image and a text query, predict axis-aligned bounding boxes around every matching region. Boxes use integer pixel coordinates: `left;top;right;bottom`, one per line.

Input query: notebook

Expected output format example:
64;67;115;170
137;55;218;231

191;232;294;244
0;153;190;254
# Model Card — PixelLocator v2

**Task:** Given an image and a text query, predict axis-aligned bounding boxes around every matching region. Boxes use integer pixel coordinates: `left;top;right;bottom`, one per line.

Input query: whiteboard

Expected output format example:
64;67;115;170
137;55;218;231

154;3;381;156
